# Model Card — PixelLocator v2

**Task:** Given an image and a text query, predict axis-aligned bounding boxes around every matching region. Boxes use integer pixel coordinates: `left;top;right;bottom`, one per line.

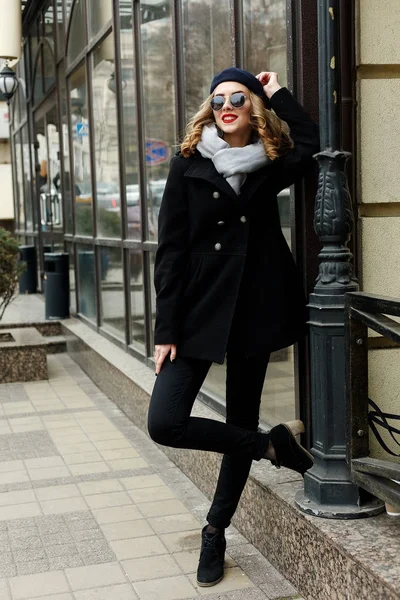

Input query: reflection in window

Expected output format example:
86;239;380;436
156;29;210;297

66;243;77;314
149;252;156;351
77;244;96;320
140;0;174;242
119;2;141;240
55;1;64;56
65;0;74;26
182;0;231;120
32;46;44;105
129;250;145;350
35;118;48;230
43;3;56;90
59;67;73;233
243;0;287;87
15;133;24;230
21;126;33;231
91;34;121;238
67;0;86;65
99;246;125;339
87;0;112;40
43;43;56;91
46;105;63;230
69;65;93;236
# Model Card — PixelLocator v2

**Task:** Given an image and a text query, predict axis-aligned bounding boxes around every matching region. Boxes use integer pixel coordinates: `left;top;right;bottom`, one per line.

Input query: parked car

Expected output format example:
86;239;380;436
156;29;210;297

96;181;120;210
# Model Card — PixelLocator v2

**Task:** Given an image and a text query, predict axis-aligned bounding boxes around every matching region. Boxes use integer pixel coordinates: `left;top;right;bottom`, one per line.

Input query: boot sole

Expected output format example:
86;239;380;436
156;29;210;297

196;573;224;587
283;422;314;468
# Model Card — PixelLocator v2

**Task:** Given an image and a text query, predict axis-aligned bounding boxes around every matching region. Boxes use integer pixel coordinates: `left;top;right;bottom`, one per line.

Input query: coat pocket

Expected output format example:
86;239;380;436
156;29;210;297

183;255;204;300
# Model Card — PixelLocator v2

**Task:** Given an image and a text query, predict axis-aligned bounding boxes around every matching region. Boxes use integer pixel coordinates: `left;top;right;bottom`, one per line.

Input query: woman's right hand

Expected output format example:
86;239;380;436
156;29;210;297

154;344;177;375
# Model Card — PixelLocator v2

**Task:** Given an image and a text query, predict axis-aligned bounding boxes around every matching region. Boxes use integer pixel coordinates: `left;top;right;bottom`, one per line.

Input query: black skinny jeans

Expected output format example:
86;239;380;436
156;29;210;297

147;347;270;530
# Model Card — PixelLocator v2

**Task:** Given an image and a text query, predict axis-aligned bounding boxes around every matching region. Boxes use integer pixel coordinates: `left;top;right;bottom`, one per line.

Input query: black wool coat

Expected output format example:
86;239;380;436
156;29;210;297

154;87;320;363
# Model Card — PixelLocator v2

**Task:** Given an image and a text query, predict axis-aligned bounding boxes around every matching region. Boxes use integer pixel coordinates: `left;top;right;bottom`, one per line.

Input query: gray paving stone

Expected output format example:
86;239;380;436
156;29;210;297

8;526;39;540
7;517;36;531
46;543;79;557
42;532;75;546
64;511;94;523
49;555;84;570
13;547;47;562
10;536;43;551
260;579;299;599
76;540;111;554
0;551;15;566
81;550;117;565
16;558;50;576
0;561;17;577
71;529;104;543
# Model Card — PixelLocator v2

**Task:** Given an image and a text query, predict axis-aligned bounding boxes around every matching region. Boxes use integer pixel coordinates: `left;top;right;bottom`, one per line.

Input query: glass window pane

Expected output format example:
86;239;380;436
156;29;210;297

46;104;63;230
55;1;65;56
21;125;33;231
99;246;125;339
129;249;145;350
87;0;112;40
35;117;49;230
182;0;231;120
65;0;74;27
33;46;44;105
149;252;156;352
69;65;93;236
91;34;121;238
59;69;73;233
44;1;56;91
67;0;86;65
140;0;174;242
77;244;96;320
66;243;77;314
119;1;141;240
43;45;56;91
243;0;287;87
15;133;24;230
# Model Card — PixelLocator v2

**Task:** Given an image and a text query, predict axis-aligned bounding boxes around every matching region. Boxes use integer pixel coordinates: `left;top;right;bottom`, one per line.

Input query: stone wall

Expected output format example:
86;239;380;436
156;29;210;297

356;1;400;459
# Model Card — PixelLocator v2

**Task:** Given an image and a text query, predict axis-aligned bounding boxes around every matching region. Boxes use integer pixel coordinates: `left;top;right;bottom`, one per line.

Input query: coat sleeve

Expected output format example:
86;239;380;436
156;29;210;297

154;155;189;345
269;87;320;191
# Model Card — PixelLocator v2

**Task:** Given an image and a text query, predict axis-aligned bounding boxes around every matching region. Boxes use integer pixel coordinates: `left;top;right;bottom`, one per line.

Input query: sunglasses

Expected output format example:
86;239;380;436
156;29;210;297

210;92;248;111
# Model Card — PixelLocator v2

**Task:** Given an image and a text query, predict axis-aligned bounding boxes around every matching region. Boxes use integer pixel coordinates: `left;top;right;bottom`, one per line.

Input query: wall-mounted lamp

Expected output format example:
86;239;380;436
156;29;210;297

0;62;19;105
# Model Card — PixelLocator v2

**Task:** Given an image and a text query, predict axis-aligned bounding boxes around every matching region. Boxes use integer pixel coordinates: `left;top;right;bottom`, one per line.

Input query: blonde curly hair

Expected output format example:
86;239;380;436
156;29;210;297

181;90;293;160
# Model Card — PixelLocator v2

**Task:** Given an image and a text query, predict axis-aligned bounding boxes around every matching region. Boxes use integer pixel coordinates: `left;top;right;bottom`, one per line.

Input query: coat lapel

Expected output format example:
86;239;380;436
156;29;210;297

184;153;277;203
241;163;275;202
184;154;239;201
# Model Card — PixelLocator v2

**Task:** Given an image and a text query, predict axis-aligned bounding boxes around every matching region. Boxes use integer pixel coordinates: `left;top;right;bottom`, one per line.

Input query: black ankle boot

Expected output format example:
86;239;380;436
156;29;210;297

196;525;226;587
269;423;314;476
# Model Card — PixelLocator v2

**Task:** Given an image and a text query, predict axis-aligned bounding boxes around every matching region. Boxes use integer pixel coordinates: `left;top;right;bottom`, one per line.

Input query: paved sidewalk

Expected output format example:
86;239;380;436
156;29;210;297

0;353;303;600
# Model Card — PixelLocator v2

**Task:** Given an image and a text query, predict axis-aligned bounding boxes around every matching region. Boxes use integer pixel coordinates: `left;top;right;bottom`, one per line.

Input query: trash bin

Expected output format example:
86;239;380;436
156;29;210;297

19;245;38;294
44;253;70;319
41;245;52;293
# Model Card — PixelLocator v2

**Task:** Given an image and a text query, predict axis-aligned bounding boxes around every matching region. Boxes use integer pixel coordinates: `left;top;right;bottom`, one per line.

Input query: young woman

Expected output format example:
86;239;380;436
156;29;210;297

148;67;320;587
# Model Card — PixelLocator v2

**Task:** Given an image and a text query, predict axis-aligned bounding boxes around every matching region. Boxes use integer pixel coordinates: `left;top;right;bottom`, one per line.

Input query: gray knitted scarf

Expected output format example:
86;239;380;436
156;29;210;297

197;123;270;195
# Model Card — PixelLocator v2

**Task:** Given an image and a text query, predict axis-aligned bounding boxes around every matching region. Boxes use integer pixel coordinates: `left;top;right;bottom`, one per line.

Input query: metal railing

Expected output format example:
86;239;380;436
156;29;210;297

345;291;400;510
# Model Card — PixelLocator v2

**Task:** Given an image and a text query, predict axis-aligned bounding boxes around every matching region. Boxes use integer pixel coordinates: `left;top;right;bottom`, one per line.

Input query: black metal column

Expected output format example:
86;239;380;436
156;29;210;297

295;0;383;518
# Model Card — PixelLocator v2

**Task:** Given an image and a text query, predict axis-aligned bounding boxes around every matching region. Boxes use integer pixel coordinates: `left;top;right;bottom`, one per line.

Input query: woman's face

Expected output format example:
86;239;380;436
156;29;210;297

211;82;252;140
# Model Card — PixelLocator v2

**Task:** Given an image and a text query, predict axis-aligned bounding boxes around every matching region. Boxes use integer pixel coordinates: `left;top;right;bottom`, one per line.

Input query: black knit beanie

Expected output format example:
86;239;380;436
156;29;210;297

210;67;270;109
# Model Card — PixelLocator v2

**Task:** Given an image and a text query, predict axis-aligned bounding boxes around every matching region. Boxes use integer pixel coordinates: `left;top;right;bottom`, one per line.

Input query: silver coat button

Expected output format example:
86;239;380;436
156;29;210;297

214;243;222;251
213;191;220;199
217;221;225;226
240;215;247;223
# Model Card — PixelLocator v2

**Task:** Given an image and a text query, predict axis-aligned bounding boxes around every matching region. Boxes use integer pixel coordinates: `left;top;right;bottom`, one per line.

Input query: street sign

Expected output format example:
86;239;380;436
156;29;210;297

145;139;169;165
76;123;89;137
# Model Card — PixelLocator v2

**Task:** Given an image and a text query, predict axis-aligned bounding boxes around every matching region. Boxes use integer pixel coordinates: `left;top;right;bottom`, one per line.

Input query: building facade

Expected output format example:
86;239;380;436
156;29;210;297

11;0;323;431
